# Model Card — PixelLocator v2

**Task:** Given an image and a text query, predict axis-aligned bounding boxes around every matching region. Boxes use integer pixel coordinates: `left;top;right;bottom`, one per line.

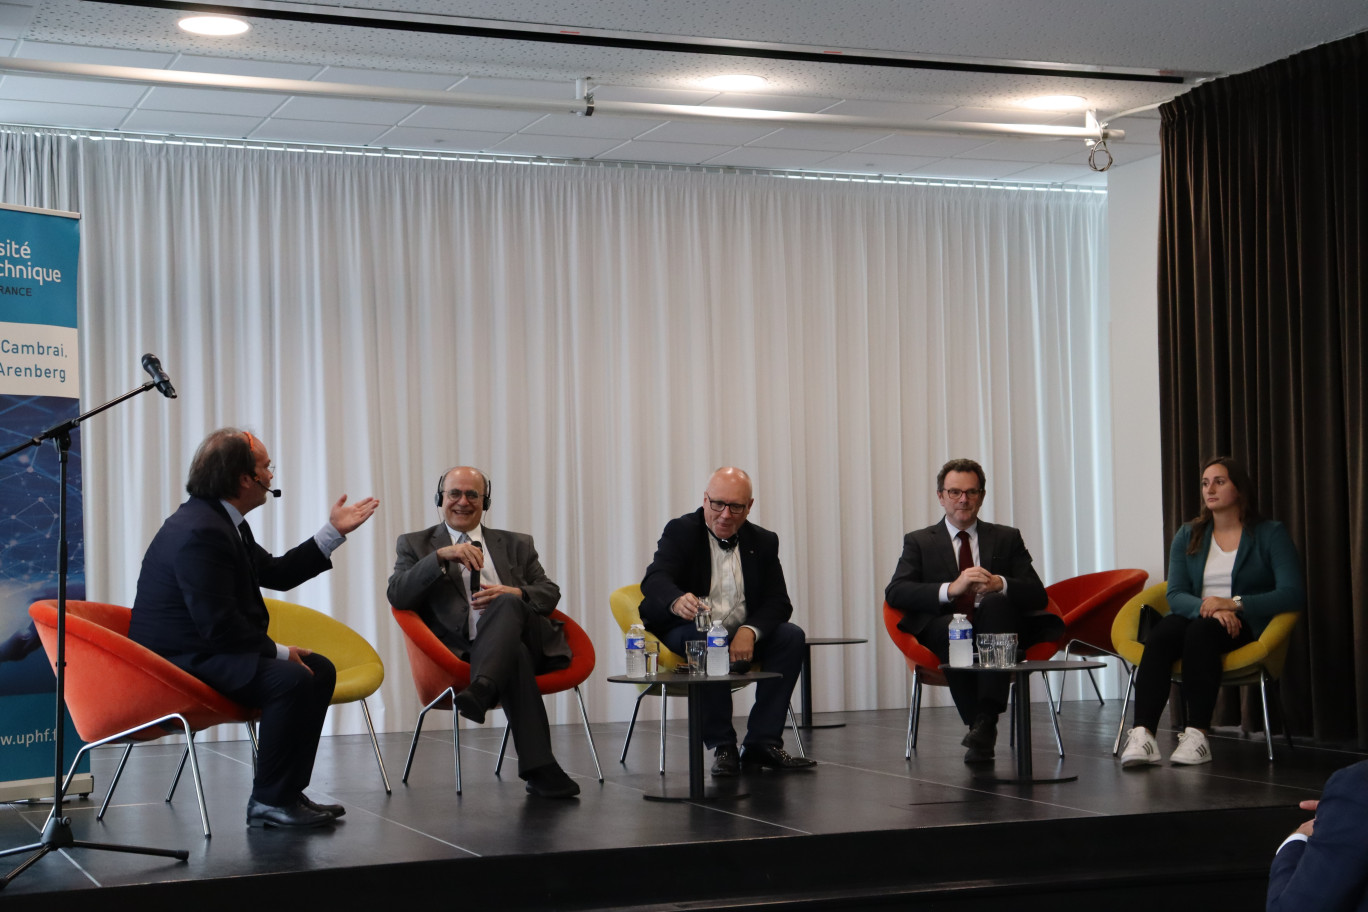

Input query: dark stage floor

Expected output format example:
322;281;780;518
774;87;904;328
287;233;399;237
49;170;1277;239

0;697;1359;910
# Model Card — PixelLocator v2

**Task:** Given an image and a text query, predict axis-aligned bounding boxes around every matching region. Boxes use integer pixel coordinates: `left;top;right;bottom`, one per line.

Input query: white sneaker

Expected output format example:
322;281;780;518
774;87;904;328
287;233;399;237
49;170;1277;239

1170;727;1213;765
1120;727;1160;768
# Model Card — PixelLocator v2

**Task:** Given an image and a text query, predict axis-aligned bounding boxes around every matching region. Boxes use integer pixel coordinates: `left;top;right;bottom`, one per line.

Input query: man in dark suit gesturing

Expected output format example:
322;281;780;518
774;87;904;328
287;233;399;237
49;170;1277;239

639;466;816;777
130;428;379;829
387;466;579;799
1267;759;1368;911
885;458;1055;764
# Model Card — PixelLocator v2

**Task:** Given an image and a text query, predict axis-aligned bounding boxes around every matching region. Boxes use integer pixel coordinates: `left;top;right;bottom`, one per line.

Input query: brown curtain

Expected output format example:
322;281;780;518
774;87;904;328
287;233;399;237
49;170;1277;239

1157;31;1368;746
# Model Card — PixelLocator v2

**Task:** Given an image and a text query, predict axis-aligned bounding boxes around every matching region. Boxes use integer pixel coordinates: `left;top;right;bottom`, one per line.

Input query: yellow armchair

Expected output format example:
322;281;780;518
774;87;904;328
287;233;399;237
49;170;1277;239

1110;582;1300;760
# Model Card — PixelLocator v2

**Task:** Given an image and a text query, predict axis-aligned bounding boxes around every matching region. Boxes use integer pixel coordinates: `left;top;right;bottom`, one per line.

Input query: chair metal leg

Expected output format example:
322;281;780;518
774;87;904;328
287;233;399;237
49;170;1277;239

98;743;135;822
1085;667;1106;706
574;685;604;781
1113;666;1137;755
402;687;453;785
167;745;189;802
452;714;462;795
619;685;653;763
1040;671;1064;757
659;687;668;774
359;698;392;793
494;725;511;776
1259;670;1275;762
787;702;807;758
906;668;922;757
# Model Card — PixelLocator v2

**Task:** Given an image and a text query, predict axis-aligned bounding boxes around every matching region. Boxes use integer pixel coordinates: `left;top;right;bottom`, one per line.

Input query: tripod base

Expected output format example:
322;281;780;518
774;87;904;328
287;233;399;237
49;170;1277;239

0;814;188;890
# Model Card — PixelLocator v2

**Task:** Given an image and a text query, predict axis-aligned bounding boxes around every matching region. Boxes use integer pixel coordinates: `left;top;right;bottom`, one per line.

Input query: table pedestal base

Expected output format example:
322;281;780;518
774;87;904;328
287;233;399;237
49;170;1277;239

642;784;749;802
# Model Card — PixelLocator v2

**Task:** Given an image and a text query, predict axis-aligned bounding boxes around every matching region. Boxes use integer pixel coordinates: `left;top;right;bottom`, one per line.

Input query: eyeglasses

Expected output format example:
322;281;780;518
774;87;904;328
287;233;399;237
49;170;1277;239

941;488;984;500
445;489;483;503
705;495;749;515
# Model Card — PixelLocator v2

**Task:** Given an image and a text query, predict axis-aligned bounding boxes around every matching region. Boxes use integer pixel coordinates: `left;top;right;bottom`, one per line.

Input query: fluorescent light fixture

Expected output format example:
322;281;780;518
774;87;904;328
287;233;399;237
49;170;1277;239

701;74;769;91
178;15;251;36
1020;94;1089;111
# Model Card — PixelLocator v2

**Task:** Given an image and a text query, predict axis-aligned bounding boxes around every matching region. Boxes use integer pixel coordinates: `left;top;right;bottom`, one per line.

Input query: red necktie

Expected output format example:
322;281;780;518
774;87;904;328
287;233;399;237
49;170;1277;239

955;530;975;620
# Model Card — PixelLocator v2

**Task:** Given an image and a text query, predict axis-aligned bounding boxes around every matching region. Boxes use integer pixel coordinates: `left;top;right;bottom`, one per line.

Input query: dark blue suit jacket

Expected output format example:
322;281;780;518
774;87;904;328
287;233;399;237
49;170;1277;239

638;508;792;641
1268;759;1368;911
129;496;332;692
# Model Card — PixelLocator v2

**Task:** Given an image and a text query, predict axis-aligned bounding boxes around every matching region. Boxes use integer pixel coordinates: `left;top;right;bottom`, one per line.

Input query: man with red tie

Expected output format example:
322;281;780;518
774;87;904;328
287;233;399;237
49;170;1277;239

884;458;1056;764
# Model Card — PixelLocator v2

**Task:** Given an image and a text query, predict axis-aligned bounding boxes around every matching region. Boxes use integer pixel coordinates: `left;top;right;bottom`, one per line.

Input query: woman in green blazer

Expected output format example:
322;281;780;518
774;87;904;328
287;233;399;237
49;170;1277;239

1119;457;1304;768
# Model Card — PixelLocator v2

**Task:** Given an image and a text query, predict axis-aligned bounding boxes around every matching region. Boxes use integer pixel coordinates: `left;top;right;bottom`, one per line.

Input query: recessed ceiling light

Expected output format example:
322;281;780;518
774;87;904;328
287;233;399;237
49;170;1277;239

178;15;251;37
1020;94;1089;112
701;74;769;91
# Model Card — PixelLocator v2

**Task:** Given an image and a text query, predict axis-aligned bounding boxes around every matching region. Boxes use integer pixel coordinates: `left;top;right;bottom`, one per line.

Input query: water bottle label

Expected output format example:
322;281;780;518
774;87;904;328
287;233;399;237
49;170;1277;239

707;634;728;648
948;628;972;641
626;636;644;650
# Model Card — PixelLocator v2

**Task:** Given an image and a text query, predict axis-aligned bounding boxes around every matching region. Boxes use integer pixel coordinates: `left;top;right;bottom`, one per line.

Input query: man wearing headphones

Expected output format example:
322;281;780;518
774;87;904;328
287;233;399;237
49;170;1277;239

387;465;579;798
130;428;379;829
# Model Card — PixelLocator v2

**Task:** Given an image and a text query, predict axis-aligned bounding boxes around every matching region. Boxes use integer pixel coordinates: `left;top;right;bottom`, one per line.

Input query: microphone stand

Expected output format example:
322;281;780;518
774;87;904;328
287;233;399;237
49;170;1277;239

0;379;187;889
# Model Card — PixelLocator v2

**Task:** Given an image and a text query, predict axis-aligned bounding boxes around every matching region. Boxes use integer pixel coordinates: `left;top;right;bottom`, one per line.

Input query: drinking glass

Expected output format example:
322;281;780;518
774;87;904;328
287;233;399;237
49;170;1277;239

685;640;707;674
644;641;659;676
694;598;713;633
975;633;996;667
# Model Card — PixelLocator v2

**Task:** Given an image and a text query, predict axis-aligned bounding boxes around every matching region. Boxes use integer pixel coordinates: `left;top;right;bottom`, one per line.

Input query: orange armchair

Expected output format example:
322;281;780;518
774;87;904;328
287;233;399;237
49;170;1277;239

1045;569;1148;706
390;607;601;793
882;600;1065;758
28;600;258;838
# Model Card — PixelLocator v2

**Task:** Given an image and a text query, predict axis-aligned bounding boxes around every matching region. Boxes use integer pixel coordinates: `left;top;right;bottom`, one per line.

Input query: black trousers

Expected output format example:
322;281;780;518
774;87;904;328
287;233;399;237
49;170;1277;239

224;651;335;807
659;621;805;750
1132;612;1253;732
463;594;555;776
919;594;1023;725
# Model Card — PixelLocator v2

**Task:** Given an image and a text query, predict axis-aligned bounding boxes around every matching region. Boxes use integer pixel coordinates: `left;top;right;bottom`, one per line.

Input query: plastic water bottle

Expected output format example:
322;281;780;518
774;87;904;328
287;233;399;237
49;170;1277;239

625;623;646;676
706;620;730;676
948;613;973;667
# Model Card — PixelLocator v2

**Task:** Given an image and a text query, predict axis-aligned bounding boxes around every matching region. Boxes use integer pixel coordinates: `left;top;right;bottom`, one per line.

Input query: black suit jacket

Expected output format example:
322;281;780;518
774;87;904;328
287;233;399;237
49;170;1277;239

1267;760;1368;911
387;523;569;664
639;508;792;641
884;519;1048;637
129;496;332;692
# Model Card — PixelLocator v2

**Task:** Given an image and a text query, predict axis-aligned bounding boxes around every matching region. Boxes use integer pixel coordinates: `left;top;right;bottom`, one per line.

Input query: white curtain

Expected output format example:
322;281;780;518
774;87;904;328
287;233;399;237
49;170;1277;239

0;129;1111;735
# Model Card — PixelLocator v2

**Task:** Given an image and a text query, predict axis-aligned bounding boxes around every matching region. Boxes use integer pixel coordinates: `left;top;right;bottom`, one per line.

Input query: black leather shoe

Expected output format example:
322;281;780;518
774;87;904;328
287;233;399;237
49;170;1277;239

710;744;740;777
962;712;998;765
246;797;334;829
454;676;497;725
300;794;345;819
740;745;817;771
523;762;580;798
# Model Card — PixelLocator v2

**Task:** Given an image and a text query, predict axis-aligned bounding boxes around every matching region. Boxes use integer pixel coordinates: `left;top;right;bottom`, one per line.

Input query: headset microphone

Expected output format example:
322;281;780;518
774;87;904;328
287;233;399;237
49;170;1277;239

255;477;282;498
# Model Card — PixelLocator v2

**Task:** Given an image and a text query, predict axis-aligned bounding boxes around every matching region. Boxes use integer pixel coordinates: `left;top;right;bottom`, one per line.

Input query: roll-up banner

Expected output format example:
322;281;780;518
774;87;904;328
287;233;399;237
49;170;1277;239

0;202;91;800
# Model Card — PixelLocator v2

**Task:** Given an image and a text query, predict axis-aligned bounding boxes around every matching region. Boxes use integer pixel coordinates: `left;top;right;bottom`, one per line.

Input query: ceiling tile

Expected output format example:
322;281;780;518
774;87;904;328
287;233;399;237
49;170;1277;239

121;109;263;138
703;146;837;169
0;98;126;130
271;96;420;124
489;133;627;158
746;125;885;152
519;111;660;140
454;76;581;100
998;162;1103;183
933;106;1082;125
249;118;390;145
140;86;287;117
371;125;511;153
0;74;147;106
403;104;544;132
911;158;1035;180
1107;115;1162;144
0;3;35;39
172;55;324;81
1084;142;1160;167
815;151;940;175
18;40;173;68
965;138;1076;163
856;134;995;158
593;84;717;105
597;139;739;165
818;99;957;120
635;120;778;145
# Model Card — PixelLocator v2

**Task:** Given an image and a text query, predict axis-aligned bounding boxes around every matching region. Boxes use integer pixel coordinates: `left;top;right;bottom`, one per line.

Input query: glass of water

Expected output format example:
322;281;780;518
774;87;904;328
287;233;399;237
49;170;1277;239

694;597;713;633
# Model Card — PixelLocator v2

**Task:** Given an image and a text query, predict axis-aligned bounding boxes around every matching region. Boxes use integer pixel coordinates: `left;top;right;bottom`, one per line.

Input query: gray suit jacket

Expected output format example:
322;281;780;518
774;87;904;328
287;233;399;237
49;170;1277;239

387;523;569;664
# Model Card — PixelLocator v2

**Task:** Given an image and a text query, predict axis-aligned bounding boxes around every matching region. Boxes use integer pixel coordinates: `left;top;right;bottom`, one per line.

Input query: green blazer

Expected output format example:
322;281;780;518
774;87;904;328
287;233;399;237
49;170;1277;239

1166;519;1305;638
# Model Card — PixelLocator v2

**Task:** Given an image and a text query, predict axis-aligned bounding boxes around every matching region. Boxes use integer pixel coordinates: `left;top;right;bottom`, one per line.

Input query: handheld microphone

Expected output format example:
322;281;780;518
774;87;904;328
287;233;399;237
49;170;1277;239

470;541;483;598
254;477;282;498
141;353;177;398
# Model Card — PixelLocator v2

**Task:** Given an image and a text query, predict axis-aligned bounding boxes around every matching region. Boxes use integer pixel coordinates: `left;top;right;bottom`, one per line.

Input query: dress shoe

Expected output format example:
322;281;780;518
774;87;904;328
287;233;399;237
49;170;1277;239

300;794;346;818
454;676;497;725
246;797;334;829
962;712;998;765
740;745;817;771
710;744;740;777
523;761;580;798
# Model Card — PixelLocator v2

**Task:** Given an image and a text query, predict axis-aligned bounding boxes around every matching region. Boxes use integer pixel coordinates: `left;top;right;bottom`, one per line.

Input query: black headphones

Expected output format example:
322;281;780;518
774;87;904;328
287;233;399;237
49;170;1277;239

434;469;492;511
